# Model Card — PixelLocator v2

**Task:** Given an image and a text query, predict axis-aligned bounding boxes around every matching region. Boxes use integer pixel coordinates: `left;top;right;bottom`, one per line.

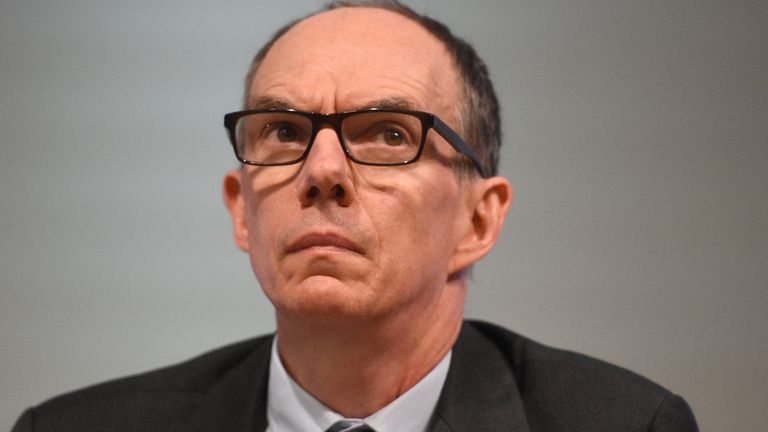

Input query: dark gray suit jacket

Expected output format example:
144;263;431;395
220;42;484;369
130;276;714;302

12;320;698;431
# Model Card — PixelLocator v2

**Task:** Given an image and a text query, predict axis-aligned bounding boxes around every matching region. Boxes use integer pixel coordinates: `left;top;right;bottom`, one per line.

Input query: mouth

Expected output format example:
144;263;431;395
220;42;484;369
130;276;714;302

285;232;365;255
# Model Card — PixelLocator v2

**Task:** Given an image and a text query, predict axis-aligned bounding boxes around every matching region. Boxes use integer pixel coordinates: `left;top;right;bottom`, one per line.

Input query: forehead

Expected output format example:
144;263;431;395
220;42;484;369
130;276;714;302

250;7;461;114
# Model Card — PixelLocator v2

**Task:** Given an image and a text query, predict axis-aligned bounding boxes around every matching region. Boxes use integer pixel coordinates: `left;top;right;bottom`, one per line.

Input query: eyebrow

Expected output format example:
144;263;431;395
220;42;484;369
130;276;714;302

359;97;419;111
244;96;420;113
245;96;294;110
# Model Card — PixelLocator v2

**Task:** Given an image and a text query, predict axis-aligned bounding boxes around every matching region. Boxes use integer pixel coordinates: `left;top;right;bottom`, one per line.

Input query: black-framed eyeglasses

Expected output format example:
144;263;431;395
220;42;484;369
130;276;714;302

223;108;486;177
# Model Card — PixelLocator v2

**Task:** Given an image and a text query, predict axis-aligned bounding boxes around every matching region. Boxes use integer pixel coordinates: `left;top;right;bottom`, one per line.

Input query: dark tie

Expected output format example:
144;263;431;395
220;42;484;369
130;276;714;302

324;419;376;432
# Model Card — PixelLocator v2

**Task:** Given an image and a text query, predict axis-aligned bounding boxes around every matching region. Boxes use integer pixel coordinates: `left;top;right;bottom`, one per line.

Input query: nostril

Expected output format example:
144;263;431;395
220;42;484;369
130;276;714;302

333;184;345;199
303;184;346;202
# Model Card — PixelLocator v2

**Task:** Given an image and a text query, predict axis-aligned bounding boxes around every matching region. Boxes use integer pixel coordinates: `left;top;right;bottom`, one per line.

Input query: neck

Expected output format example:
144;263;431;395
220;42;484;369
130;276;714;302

274;279;466;418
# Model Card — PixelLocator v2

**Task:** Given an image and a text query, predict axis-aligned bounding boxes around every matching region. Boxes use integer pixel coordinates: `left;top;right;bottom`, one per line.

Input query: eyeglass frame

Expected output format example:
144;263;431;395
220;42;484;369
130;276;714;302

223;107;487;178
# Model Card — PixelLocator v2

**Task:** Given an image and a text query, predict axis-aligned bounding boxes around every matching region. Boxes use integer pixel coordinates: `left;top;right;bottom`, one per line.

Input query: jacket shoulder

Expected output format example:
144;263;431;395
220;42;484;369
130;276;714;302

13;334;273;432
466;320;698;431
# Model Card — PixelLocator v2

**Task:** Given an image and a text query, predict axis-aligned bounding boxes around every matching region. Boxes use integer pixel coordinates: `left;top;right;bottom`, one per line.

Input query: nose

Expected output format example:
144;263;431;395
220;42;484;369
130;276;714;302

297;128;354;207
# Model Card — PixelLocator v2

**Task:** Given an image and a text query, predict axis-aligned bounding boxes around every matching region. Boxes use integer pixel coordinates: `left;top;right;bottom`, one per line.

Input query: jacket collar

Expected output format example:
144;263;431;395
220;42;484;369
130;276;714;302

193;321;531;432
428;322;531;432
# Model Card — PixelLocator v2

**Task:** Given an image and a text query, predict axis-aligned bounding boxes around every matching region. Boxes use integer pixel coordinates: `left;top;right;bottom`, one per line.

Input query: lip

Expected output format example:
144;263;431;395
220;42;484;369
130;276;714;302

285;232;364;255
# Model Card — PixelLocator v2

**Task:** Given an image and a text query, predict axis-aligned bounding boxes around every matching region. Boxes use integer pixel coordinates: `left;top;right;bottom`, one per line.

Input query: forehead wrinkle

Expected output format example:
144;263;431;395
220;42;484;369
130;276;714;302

245;95;419;114
252;59;343;112
337;75;438;113
248;79;325;111
255;71;432;114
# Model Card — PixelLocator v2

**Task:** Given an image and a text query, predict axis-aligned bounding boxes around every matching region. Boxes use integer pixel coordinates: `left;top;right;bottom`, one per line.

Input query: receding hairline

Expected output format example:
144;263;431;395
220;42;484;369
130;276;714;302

244;6;456;101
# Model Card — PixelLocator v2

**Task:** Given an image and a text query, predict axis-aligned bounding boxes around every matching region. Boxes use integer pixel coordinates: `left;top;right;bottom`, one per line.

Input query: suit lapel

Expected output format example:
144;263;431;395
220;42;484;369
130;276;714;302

428;323;530;432
191;335;272;432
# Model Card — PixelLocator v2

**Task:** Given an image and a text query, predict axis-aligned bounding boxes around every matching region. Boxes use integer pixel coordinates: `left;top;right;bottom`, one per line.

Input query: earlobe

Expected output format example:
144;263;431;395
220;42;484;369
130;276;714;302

449;177;513;274
223;169;250;252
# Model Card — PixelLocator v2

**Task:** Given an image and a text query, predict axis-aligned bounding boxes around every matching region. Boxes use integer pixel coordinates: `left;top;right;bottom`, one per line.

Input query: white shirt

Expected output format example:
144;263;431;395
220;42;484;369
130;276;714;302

266;337;451;432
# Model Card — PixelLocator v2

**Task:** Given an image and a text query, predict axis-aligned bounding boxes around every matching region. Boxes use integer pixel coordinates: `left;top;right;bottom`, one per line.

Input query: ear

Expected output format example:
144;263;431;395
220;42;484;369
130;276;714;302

223;168;250;252
449;176;513;273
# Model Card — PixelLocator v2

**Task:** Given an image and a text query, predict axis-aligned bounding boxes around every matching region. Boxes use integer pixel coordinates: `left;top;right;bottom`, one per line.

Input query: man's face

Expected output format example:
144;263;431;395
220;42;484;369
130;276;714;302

225;8;480;324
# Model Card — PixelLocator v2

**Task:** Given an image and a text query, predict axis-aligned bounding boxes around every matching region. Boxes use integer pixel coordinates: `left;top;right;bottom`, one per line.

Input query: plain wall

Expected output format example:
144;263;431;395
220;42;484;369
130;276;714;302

2;0;766;430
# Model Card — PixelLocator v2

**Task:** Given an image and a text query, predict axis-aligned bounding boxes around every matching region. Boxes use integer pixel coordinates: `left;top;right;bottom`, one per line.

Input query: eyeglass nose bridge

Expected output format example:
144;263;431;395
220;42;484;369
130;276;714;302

299;112;355;163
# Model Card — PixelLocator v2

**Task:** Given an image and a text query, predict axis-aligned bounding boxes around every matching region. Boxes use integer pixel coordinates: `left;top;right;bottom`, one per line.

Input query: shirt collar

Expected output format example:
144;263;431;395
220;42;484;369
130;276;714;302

267;336;451;432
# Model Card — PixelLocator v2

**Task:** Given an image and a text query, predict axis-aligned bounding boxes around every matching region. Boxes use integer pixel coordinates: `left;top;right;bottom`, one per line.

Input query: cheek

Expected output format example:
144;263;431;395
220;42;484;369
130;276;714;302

367;179;462;272
243;194;284;285
243;170;298;256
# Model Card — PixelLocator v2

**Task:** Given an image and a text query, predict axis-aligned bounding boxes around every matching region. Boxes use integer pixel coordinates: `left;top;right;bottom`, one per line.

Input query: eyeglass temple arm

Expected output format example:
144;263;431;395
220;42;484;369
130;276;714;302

432;116;486;177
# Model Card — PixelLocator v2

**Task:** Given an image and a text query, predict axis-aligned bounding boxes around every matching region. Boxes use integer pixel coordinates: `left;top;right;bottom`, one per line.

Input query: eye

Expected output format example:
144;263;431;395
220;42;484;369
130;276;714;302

265;122;302;143
383;128;405;146
276;125;298;142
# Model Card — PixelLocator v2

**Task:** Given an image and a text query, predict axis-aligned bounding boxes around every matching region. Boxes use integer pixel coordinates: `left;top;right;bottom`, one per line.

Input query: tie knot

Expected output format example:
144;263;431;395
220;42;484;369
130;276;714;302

324;419;375;432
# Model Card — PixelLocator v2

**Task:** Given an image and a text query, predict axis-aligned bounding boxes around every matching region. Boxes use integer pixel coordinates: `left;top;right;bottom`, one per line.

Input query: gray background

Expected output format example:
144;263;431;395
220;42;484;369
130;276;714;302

1;0;766;430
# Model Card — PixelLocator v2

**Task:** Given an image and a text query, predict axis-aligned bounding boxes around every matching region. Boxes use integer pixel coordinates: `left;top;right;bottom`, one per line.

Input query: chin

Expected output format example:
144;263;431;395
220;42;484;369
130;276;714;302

270;275;377;320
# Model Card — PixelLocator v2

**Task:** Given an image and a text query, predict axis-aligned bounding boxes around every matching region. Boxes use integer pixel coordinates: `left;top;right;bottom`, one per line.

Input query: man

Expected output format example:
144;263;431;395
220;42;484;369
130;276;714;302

13;1;698;431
